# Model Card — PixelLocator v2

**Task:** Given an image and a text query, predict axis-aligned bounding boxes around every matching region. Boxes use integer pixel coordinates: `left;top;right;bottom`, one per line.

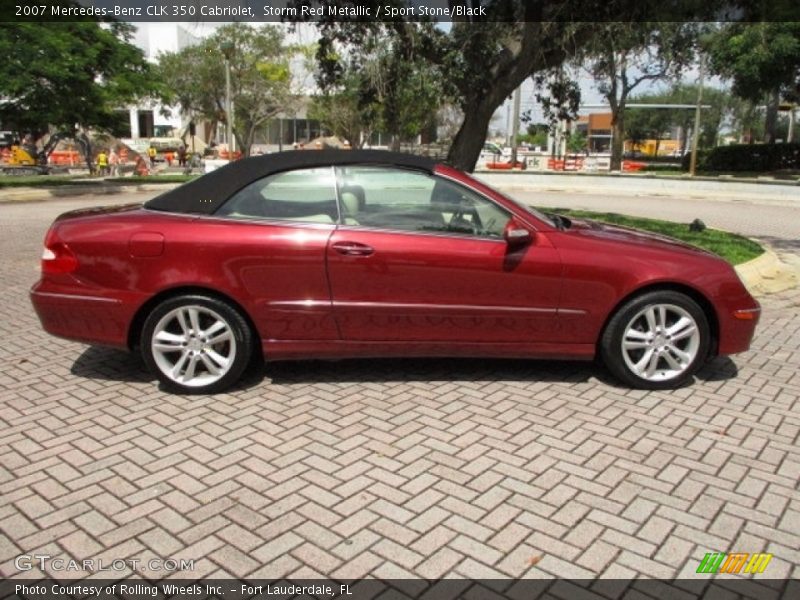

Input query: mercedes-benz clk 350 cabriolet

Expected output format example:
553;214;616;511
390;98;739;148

31;150;760;394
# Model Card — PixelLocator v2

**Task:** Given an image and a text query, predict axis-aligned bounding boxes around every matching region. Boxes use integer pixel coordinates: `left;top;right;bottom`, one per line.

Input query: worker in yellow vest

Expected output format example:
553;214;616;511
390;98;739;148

147;145;157;167
96;150;108;175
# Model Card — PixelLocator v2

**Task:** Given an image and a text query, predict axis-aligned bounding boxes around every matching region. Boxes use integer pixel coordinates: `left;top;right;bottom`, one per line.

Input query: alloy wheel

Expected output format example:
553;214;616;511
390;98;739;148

620;303;701;382
150;304;237;388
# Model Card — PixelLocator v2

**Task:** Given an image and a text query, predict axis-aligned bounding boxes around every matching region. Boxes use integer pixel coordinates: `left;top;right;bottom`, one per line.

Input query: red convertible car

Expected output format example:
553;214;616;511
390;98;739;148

31;151;760;394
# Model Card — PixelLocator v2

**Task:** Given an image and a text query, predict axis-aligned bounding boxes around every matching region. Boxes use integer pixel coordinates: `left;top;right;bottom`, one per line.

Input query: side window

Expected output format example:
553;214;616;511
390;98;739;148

335;166;511;239
216;167;337;224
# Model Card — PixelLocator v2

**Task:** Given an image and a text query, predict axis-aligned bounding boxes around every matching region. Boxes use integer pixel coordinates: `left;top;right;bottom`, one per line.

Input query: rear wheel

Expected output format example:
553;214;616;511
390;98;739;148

141;295;253;394
601;291;710;390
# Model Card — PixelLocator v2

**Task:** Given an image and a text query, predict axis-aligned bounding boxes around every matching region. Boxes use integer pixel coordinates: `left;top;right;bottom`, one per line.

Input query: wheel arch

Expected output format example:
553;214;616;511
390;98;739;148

128;286;261;355
597;281;720;358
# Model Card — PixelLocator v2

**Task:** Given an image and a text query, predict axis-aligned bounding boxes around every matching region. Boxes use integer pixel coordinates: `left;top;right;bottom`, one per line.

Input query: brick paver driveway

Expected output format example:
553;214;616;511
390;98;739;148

1;192;798;580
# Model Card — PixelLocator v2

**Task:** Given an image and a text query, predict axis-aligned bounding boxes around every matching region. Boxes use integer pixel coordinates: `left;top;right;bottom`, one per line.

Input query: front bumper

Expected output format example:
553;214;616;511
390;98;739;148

717;301;760;356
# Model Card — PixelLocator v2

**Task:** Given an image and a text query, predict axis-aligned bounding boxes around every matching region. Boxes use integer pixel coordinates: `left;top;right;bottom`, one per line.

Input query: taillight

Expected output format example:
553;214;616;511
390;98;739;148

41;229;78;274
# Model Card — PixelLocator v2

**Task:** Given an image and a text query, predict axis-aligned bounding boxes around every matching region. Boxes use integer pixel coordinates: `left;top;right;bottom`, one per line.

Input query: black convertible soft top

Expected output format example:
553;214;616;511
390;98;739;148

144;149;438;215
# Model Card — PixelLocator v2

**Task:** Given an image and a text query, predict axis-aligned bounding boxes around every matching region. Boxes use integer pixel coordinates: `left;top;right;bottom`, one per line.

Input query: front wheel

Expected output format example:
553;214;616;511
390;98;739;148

601;291;710;390
141;295;253;394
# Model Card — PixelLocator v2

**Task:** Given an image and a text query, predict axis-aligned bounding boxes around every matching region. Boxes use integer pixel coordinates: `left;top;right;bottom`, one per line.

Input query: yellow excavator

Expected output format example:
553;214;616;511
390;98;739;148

1;132;92;176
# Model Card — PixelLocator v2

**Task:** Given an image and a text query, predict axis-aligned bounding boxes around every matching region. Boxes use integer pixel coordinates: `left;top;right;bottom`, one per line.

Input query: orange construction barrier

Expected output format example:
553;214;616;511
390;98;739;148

563;156;585;171
622;160;647;172
218;149;243;160
486;161;513;170
48;150;81;166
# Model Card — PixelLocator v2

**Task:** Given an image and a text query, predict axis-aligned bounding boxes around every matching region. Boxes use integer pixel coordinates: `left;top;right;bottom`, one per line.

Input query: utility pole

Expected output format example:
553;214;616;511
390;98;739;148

689;55;706;177
225;63;234;155
510;86;521;165
221;41;235;158
505;102;511;147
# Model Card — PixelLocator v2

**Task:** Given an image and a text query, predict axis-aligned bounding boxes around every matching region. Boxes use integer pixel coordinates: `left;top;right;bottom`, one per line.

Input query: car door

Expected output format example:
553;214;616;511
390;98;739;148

209;166;339;340
326;166;563;343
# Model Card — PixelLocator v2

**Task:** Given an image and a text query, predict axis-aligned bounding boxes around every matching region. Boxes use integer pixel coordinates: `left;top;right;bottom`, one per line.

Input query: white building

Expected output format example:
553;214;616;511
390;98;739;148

126;22;322;149
126;23;203;139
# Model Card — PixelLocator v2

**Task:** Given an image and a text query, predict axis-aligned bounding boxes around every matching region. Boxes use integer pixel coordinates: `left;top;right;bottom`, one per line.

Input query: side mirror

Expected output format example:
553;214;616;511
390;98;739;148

503;220;532;248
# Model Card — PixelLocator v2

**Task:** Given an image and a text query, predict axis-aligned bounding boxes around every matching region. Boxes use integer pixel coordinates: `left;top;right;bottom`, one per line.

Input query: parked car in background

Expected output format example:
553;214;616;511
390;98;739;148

476;141;507;167
31;150;760;394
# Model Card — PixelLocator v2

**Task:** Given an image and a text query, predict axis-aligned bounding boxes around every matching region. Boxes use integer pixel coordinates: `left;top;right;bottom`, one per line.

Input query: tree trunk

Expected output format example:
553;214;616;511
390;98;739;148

233;126;246;158
679;125;688;155
447;103;495;172
241;124;257;158
206;121;216;145
352;129;369;149
82;141;94;175
610;112;625;171
764;89;780;143
441;21;599;172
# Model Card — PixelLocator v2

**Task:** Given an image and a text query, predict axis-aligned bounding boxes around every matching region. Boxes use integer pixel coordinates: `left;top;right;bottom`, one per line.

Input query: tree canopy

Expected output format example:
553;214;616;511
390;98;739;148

0;21;162;140
297;0;752;171
625;84;732;154
707;22;800;142
582;22;701;169
158;24;299;156
310;21;441;149
707;22;800;104
301;6;604;170
308;73;377;149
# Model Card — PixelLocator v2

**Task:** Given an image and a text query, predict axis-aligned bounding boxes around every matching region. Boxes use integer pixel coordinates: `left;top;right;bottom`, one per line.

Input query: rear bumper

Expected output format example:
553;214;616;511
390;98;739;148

30;281;133;349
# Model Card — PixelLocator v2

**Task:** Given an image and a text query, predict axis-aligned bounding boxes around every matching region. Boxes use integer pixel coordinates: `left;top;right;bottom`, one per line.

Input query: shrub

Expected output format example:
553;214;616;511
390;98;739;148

641;164;682;173
682;143;800;172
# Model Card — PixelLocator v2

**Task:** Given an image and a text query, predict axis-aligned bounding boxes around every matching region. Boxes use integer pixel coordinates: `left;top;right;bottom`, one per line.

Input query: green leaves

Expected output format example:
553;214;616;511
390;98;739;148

156;24;297;156
0;21;161;138
310;21;443;148
707;22;800;104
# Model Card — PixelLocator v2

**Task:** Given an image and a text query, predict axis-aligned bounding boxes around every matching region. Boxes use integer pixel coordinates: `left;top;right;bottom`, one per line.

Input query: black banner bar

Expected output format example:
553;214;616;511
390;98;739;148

2;579;799;600
2;0;800;23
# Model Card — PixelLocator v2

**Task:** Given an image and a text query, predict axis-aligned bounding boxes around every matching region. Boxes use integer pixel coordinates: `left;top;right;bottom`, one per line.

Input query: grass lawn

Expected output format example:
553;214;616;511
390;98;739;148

0;174;94;188
105;175;199;184
0;174;199;188
542;208;764;266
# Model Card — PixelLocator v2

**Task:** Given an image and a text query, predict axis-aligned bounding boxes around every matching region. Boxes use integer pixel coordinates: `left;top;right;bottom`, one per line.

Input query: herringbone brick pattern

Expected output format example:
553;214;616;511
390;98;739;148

0;196;798;580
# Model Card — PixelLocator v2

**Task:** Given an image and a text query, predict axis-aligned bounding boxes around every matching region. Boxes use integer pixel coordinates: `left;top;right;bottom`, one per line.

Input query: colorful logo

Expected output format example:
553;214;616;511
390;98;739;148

696;552;772;575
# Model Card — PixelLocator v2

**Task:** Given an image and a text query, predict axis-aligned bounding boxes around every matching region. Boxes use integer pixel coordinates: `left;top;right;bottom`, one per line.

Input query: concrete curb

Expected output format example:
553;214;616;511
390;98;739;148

476;172;800;204
735;247;800;296
475;169;800;186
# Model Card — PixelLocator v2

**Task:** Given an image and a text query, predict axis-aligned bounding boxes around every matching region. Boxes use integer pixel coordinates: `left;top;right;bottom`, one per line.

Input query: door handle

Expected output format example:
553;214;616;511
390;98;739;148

331;241;375;256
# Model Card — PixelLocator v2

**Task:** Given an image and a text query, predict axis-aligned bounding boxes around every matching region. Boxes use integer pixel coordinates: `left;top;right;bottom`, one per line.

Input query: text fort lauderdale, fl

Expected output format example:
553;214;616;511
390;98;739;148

17;584;355;597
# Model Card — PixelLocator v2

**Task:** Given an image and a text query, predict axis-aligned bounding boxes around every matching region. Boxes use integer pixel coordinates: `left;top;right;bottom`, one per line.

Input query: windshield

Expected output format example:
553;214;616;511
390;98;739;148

471;177;557;228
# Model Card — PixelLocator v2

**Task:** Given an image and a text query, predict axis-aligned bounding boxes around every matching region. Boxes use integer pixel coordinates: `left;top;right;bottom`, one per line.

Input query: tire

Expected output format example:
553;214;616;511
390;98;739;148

600;290;710;390
141;294;253;394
